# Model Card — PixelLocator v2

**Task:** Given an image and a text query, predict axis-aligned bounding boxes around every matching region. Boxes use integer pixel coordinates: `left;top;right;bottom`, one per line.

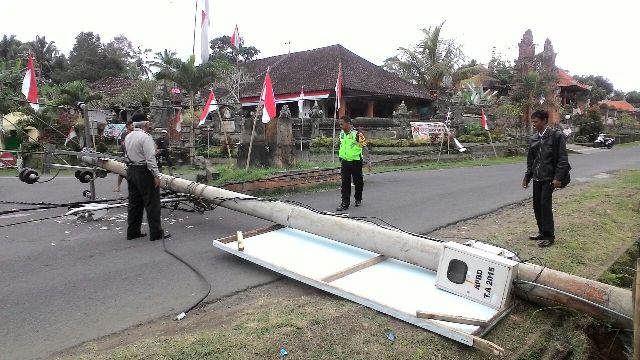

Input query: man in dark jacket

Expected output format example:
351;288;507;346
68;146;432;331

522;110;570;247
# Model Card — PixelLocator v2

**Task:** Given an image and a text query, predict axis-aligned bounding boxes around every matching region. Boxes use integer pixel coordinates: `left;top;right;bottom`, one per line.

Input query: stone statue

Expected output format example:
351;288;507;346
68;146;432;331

279;104;291;119
309;101;324;119
393;101;410;119
222;107;232;119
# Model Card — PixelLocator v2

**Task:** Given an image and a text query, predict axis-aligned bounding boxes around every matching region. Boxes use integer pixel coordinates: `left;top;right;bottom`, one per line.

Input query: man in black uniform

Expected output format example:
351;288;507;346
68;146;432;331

522;110;569;248
124;113;170;241
155;129;172;173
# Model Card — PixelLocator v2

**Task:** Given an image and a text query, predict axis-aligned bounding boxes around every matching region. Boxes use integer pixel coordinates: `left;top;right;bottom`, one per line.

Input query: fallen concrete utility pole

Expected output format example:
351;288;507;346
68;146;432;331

83;156;633;328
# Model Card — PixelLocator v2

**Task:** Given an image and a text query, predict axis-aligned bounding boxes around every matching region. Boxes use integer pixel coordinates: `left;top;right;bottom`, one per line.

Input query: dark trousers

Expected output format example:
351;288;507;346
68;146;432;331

340;159;363;206
127;165;162;239
533;180;555;238
156;150;172;171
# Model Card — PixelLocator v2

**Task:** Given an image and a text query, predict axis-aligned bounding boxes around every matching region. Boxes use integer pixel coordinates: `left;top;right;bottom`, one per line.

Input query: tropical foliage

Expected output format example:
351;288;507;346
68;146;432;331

383;22;464;90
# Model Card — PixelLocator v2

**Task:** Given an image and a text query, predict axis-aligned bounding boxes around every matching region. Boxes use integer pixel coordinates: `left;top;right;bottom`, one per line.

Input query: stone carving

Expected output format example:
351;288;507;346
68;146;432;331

220;107;230;119
392;101;410;119
309;101;324;119
279;104;291;119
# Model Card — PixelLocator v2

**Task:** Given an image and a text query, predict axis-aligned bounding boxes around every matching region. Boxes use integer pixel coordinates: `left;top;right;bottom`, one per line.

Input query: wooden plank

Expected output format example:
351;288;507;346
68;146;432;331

321;255;387;283
212;240;476;346
215;224;283;244
472;336;505;357
416;310;488;327
429;320;504;357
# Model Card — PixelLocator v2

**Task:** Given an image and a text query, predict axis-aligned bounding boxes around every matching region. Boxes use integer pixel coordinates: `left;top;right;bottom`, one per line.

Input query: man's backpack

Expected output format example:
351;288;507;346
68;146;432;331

552;129;571;188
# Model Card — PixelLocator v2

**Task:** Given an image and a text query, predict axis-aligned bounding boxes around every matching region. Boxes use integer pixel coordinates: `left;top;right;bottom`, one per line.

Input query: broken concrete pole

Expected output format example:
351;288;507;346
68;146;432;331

82;156;633;328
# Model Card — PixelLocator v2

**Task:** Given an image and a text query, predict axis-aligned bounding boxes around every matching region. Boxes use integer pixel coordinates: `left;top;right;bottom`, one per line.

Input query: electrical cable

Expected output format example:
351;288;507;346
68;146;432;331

158;213;211;321
515;279;633;323
0;213;69;228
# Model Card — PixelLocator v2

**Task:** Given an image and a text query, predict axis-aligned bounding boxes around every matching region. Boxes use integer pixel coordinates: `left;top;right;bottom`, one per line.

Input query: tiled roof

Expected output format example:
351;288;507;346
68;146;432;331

90;77;136;98
240;44;431;100
557;69;591;91
599;100;637;112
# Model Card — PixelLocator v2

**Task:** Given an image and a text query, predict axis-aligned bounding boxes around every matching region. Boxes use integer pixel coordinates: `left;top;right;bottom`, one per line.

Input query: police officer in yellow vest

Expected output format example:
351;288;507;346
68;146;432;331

336;116;371;211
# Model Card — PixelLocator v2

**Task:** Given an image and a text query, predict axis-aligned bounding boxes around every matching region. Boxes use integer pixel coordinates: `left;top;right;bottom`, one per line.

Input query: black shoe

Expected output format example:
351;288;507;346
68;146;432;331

354;200;361;207
538;239;554;247
336;204;349;211
127;233;147;240
150;232;171;241
529;234;544;240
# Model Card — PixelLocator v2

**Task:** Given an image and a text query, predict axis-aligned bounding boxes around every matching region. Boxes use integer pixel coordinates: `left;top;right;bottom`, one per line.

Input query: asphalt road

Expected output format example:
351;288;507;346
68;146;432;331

0;145;638;359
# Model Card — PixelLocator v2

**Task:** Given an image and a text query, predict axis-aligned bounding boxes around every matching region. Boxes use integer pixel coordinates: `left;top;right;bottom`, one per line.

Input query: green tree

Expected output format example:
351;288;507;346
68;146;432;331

610;90;626;101
573;75;614;102
22;35;59;81
151;49;179;81
156;55;218;161
0;59;23;114
104;36;152;79
625;91;640;107
383;22;465;90
55;80;102;106
0;35;23;61
209;36;260;63
511;70;558;122
64;32;126;82
49;54;69;84
574;107;604;141
618;113;638;129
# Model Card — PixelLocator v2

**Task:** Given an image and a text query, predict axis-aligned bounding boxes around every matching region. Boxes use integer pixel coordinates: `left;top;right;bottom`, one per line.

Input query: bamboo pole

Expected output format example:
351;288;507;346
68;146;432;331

634;258;640;360
487;130;498;159
80;156;633;328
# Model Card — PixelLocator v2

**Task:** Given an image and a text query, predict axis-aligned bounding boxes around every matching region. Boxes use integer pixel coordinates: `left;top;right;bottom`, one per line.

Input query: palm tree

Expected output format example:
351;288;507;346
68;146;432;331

156;55;216;162
56;80;102;106
23;36;59;81
151;49;178;73
0;35;22;60
151;49;179;96
383;22;464;90
134;46;153;80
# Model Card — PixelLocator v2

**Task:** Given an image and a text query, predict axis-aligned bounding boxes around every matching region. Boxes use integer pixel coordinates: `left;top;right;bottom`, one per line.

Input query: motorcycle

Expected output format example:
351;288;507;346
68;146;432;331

594;133;615;149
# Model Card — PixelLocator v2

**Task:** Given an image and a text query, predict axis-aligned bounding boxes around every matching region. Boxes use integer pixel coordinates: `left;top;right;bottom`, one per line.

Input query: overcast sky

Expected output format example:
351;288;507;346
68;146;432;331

1;0;638;91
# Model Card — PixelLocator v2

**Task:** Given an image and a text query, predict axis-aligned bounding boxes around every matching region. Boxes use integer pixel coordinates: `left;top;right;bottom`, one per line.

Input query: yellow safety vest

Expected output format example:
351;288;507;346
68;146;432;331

339;130;363;161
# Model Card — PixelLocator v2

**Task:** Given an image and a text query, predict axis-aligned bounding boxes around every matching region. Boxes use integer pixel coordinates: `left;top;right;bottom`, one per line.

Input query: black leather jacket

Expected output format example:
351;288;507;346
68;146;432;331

524;128;569;183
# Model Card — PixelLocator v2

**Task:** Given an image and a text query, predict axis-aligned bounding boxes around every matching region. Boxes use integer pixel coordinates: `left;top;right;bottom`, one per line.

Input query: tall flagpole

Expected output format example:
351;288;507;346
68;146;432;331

191;0;198;57
331;63;341;164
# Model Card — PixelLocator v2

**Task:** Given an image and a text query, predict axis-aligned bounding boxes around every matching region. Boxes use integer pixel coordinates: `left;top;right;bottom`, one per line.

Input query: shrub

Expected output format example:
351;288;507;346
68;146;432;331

574;107;603;141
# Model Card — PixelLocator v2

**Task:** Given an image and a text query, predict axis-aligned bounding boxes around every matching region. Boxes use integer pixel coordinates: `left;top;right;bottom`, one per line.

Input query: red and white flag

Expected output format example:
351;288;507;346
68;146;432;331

298;86;305;117
230;24;240;48
480;109;489;131
22;53;39;111
200;0;210;63
175;108;183;132
199;90;218;126
64;127;77;146
334;62;343;111
260;68;276;123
